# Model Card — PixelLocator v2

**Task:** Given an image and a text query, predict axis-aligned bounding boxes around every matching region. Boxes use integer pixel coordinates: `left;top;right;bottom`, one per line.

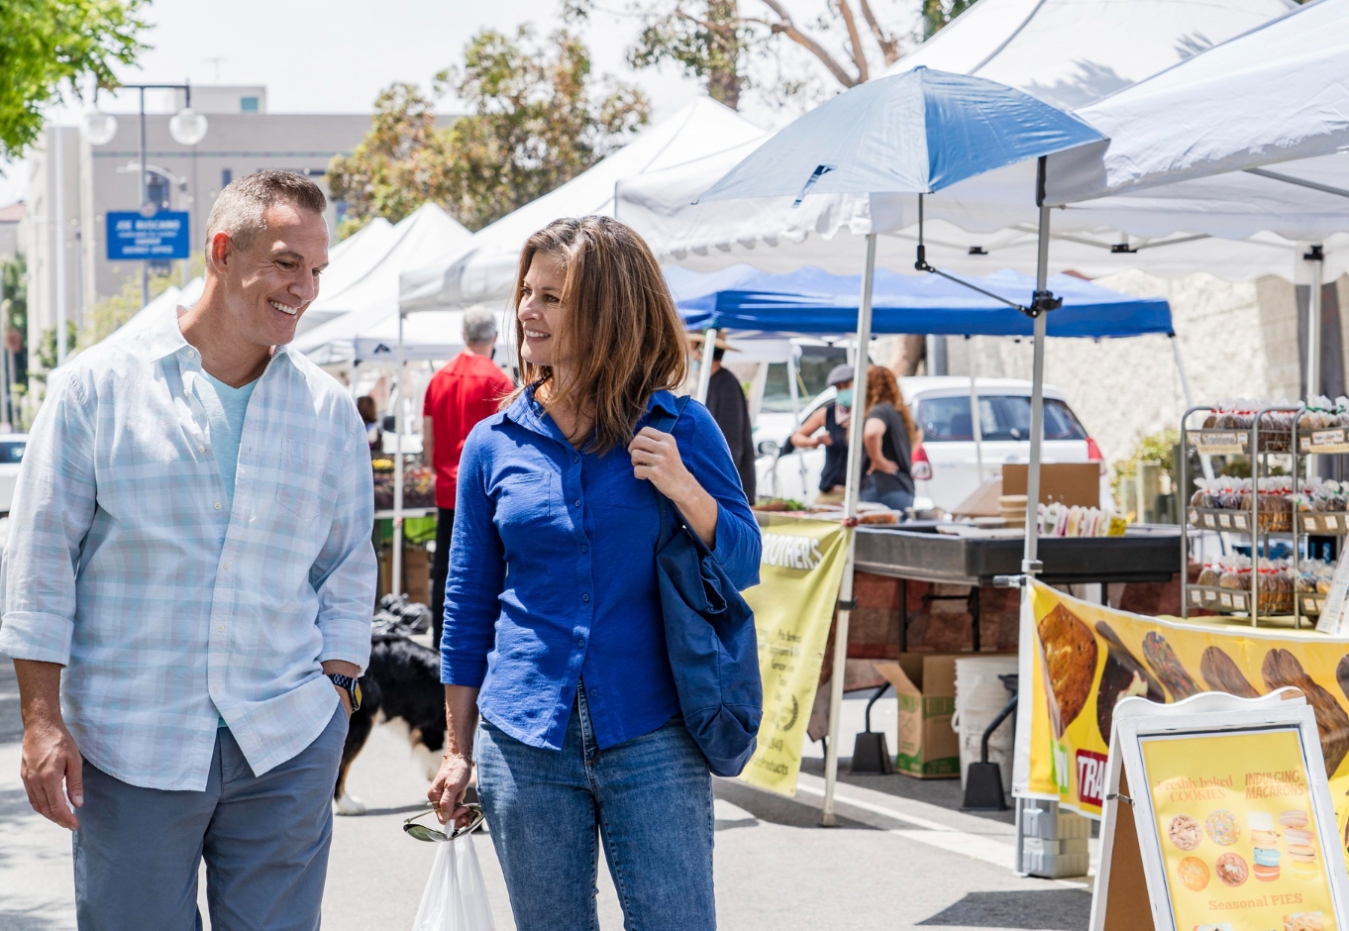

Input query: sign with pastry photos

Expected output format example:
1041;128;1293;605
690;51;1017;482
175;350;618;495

1142;728;1336;931
1017;579;1349;865
1089;692;1349;931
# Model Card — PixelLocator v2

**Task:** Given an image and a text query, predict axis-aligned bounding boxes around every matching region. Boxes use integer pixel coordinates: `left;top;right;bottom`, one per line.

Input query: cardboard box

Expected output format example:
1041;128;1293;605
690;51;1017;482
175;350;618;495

379;544;431;605
874;655;959;779
1002;462;1100;508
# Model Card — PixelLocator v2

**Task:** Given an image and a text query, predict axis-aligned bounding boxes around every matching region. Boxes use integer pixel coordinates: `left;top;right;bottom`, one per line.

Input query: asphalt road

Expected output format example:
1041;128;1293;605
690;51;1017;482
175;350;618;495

0;660;1091;931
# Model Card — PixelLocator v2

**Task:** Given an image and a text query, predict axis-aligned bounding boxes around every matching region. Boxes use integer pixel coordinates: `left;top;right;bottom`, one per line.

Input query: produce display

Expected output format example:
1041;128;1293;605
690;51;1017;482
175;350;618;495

374;465;435;510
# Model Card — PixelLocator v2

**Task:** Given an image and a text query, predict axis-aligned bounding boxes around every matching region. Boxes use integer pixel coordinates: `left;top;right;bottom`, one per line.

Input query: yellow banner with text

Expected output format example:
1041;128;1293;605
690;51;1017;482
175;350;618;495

740;516;852;797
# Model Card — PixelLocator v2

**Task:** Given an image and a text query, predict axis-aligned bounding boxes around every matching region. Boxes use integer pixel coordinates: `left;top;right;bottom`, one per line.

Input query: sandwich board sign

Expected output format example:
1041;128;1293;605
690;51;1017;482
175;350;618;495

1091;689;1349;931
106;210;191;260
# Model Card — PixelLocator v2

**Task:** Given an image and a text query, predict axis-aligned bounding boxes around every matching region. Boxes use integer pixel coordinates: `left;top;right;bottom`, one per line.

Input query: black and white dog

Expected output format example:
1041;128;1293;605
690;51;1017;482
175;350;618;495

334;632;446;815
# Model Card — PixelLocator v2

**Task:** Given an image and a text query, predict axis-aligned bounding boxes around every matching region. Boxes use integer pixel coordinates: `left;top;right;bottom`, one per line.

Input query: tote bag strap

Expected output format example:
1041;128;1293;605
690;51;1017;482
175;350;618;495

646;395;691;547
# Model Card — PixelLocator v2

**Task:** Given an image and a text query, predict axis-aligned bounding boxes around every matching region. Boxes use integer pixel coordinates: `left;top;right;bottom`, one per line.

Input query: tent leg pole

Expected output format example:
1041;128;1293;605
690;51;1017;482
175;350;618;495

1023;162;1050;577
969;338;983;483
822;232;877;827
1307;245;1324;480
392;308;406;598
1170;335;1213;482
696;328;718;403
787;351;808;496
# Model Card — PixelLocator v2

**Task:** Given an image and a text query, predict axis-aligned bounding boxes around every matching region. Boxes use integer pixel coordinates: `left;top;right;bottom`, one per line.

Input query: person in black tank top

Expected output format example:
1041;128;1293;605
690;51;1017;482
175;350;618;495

858;365;917;513
789;365;854;505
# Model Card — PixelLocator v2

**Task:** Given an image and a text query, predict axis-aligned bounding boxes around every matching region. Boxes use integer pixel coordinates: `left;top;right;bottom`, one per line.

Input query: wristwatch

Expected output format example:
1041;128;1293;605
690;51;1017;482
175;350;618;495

327;673;362;712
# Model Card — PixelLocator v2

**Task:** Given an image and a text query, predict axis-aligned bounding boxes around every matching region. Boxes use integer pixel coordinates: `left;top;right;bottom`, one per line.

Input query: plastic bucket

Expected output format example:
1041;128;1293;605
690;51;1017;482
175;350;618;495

952;656;1018;792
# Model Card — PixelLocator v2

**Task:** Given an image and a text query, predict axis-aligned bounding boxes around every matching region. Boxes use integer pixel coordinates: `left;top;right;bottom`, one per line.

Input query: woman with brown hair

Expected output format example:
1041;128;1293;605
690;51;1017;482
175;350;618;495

428;216;760;930
860;365;920;512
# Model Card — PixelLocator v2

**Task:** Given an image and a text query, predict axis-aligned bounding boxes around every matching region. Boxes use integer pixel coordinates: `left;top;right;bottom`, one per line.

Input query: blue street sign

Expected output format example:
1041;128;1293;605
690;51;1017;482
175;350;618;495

106;211;191;260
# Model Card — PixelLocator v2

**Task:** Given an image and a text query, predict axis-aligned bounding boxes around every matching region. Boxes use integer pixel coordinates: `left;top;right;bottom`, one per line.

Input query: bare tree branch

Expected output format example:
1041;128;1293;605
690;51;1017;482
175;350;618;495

832;0;869;83
756;0;860;87
857;0;900;65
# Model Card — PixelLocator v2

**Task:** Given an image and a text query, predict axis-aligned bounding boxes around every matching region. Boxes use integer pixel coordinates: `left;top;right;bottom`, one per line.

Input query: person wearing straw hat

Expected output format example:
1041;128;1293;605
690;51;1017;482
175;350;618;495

695;333;756;503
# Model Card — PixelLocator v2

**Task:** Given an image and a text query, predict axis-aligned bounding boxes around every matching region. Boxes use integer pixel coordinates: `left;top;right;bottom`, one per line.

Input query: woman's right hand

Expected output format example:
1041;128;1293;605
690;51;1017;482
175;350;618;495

428;752;475;827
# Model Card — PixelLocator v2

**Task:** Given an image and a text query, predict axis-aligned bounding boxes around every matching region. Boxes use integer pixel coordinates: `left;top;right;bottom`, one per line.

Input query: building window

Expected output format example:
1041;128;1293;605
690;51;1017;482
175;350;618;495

240;97;259;113
221;169;232;187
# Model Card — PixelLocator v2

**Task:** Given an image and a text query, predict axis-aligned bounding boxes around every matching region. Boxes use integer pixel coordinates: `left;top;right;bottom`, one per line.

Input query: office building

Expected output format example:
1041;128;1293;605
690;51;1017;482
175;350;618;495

23;85;372;361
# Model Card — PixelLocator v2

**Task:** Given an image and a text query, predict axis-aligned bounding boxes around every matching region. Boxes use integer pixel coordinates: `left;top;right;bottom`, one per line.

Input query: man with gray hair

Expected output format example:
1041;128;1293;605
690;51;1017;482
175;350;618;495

423;307;513;649
1;170;376;929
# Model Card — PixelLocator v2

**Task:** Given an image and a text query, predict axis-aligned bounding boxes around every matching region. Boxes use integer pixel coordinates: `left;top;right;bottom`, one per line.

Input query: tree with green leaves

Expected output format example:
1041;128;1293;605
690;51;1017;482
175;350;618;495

0;0;148;160
568;0;970;109
329;27;649;235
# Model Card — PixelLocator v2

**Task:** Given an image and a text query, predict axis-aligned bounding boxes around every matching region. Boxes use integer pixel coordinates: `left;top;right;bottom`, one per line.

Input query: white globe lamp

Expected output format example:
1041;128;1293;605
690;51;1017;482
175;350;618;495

81;109;118;146
168;107;208;146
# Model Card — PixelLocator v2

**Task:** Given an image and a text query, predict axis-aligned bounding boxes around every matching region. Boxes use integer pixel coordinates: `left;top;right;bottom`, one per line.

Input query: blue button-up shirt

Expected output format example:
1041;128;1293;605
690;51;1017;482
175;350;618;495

442;388;761;751
0;307;376;791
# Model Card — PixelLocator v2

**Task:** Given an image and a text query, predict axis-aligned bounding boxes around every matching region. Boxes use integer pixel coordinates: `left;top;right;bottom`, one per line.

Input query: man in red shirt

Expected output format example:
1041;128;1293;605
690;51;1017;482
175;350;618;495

423;308;514;648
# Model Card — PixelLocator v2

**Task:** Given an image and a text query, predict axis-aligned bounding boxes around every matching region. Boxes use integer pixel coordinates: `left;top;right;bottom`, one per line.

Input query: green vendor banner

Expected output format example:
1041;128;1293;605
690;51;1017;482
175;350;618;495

740;515;852;797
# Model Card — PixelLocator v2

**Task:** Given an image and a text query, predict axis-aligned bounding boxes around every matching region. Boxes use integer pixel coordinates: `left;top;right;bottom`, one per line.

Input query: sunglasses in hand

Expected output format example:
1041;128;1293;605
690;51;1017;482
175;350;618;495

403;802;485;843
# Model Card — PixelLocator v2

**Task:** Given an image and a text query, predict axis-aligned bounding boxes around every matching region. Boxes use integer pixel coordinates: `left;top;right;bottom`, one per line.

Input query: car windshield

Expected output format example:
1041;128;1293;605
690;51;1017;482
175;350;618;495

759;345;852;413
915;396;1087;442
0;441;23;464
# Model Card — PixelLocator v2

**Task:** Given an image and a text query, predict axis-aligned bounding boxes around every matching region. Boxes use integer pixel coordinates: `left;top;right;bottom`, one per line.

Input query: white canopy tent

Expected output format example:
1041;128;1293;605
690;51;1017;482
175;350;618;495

296;203;472;351
886;0;1293;109
397;98;767;313
296;217;400;334
1045;0;1349;204
613;0;1349;282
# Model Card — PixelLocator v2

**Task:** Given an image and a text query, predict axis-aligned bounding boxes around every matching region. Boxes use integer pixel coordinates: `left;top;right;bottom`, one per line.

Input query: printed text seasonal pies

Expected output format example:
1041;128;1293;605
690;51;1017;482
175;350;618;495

1037;603;1098;738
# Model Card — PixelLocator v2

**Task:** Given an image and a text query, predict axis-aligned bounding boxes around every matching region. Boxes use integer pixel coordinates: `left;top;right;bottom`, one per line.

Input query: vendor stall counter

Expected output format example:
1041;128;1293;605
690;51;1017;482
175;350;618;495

853;524;1181;651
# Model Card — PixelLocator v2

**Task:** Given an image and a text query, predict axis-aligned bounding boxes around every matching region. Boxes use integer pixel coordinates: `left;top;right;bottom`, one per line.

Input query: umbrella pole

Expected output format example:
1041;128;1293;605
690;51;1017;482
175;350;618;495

393;307;406;598
969;340;984;482
696;328;718;403
821;232;876;827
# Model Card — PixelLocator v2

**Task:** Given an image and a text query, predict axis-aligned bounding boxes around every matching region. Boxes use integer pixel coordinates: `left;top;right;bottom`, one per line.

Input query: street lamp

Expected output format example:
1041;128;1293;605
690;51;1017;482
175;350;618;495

83;84;207;306
81;107;118;146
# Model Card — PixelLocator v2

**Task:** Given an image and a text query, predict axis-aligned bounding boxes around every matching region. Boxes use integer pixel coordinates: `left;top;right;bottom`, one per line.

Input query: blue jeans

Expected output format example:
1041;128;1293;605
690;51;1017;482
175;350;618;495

475;691;715;931
860;484;914;512
73;706;347;931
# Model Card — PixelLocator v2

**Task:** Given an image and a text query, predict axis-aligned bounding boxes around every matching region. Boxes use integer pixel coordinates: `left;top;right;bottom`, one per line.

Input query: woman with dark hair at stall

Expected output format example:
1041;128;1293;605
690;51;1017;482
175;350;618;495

427;216;761;931
859;365;919;513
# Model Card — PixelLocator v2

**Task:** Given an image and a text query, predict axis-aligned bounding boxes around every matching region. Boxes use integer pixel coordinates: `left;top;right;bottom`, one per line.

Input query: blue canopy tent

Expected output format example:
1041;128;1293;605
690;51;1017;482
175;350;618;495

666;265;1173;338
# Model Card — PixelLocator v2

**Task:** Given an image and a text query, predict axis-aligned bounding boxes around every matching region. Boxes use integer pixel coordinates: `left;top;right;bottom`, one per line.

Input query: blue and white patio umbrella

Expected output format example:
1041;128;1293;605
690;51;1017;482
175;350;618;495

692;66;1103;825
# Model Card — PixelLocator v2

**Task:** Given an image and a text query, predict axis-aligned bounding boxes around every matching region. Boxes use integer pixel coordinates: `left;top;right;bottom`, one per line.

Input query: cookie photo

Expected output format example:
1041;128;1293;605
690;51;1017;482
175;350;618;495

1142;631;1200;700
1200;646;1260;698
1036;604;1098;738
1168;814;1203;851
1206;809;1240;846
1215;852;1248;887
1178;856;1210;891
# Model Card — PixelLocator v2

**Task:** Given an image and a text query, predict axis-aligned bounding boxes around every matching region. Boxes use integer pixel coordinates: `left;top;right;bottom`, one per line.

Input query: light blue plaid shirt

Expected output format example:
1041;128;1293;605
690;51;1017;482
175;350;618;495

0;308;376;791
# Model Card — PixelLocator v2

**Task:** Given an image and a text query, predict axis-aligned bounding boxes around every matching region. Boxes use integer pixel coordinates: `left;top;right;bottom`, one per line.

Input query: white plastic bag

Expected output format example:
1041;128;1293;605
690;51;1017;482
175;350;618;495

410;835;496;931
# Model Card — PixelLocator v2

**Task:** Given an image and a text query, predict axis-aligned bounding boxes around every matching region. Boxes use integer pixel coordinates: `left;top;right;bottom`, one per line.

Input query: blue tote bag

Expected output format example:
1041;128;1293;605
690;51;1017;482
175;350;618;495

648;398;762;777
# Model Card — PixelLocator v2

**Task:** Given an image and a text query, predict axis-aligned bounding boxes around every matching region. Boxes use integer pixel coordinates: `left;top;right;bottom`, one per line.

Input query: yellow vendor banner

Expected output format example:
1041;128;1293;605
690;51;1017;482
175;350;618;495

740;515;852;797
1021;580;1349;849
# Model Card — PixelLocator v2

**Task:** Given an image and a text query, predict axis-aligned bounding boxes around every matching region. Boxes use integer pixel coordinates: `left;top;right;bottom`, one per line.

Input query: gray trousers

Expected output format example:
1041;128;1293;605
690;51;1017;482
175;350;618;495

73;707;348;931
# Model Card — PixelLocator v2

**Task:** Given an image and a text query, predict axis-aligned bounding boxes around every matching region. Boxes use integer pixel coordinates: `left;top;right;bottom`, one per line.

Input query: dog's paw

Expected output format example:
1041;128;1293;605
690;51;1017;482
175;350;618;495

334;793;367;816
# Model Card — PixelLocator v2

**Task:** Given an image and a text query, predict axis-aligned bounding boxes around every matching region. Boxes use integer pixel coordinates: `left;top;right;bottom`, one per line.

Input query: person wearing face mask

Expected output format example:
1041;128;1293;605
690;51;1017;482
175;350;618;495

428;216;760;931
789;364;855;505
